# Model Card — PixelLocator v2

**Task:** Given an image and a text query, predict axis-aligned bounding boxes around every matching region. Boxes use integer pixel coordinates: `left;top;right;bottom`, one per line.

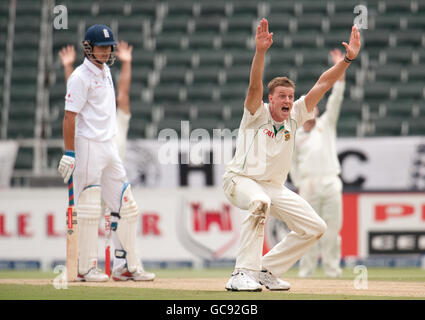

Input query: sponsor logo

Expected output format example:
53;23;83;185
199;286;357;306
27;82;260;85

177;200;240;260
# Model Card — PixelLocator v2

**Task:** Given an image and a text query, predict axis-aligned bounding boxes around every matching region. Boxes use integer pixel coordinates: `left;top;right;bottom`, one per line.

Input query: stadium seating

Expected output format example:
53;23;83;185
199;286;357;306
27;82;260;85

1;0;424;179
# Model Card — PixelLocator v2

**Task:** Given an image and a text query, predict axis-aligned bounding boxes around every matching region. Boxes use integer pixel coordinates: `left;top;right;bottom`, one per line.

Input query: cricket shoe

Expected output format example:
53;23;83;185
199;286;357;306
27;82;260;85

77;267;109;282
259;269;291;291
225;269;262;292
112;266;156;281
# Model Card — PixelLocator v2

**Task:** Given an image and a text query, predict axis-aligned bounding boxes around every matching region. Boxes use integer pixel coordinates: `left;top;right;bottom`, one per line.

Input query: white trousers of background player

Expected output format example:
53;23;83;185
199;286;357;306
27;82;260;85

73;136;127;274
223;175;327;277
298;175;343;278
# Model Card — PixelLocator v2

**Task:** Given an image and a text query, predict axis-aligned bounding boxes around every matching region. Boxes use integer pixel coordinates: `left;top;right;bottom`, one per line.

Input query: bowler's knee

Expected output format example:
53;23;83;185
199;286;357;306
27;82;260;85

313;218;327;239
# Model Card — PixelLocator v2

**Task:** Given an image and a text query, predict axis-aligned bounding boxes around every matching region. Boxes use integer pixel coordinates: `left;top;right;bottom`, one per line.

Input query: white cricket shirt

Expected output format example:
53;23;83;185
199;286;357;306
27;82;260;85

224;96;314;187
114;108;131;161
290;81;345;188
65;58;117;142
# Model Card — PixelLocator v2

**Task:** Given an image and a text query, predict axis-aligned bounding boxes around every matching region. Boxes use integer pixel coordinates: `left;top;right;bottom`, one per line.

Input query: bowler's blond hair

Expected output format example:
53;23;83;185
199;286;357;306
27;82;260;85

267;77;295;94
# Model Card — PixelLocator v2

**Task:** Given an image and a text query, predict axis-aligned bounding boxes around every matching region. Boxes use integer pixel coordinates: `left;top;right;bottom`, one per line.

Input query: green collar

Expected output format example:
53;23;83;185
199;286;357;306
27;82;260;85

273;124;285;136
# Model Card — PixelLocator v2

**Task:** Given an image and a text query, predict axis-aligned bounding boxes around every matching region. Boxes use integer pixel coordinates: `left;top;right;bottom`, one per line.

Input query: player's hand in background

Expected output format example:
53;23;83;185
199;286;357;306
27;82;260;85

330;48;346;81
341;25;361;61
58;151;75;184
115;41;133;63
58;45;76;68
255;18;273;53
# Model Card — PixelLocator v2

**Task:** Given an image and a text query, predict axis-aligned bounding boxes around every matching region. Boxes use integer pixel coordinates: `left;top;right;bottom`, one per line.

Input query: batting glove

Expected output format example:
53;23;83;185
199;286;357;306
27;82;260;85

58;150;75;183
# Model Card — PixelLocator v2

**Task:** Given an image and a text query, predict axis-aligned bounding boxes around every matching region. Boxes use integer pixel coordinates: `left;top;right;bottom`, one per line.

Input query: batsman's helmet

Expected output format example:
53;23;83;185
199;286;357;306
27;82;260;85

83;24;116;66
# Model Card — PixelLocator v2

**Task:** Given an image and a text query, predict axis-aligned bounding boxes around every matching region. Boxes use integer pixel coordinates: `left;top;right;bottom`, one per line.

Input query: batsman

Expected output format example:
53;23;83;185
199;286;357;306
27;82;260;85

58;24;154;282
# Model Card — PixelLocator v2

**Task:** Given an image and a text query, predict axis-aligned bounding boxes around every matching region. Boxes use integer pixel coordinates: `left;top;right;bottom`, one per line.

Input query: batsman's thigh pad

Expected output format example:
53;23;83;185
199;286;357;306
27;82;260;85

77;185;102;274
115;184;140;272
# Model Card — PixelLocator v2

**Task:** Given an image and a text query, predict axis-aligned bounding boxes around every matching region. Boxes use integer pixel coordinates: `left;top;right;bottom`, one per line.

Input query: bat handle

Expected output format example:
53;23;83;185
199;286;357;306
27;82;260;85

68;175;74;207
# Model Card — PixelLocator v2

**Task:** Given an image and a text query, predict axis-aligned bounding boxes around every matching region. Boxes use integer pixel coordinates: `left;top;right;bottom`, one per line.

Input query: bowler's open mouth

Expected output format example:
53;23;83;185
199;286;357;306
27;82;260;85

282;107;289;112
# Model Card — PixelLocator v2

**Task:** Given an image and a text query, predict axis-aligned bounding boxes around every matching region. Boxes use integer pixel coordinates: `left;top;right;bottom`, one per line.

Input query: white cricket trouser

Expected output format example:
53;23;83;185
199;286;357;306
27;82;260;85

223;174;327;277
74;136;127;212
298;175;343;277
73;136;127;274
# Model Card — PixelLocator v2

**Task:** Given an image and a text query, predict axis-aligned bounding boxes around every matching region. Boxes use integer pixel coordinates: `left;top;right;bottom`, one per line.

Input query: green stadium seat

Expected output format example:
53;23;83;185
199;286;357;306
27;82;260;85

164;51;193;68
405;65;425;81
131;66;151;86
296;14;324;31
166;2;195;19
7;119;35;139
193;16;223;34
219;84;246;101
374;64;402;82
363;30;391;48
407;117;425;135
290;32;320;48
300;49;330;66
327;14;356;32
190;118;222;135
294;65;327;82
152;85;182;103
132;50;156;68
406;14;425;29
8;102;36;120
382;47;413;65
159;16;189;34
130;2;157;18
373;15;401;30
196;102;225;121
156;117;185;137
323;31;351;48
379;0;413;14
267;14;292;33
199;2;227;17
300;1;329;14
128;117;149;138
186;84;215;102
131;103;155;122
191;67;220;85
14;147;34;170
339;100;364;120
384;99;415;117
395;29;424;47
159;66;188;85
228;50;251;67
221;32;249;49
268;1;297;15
226;15;255;33
231;2;259;17
371;117;403;136
225;66;249;84
395;82;425;100
337;118;358;137
155;34;182;50
197;50;226;68
188;34;216;50
363;81;392;100
161;104;192;121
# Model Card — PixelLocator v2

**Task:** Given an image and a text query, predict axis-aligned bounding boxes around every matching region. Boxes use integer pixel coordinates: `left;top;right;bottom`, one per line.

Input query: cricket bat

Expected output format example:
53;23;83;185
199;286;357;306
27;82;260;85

66;175;78;281
104;211;111;278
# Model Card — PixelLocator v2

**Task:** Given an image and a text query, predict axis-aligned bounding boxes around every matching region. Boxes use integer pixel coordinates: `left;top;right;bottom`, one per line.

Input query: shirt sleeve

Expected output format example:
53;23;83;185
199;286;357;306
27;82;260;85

64;73;88;113
241;102;267;127
292;95;315;127
323;81;345;127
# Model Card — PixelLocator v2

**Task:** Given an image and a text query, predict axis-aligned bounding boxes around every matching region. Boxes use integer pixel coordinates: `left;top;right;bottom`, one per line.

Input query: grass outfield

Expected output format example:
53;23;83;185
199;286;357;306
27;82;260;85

0;267;424;300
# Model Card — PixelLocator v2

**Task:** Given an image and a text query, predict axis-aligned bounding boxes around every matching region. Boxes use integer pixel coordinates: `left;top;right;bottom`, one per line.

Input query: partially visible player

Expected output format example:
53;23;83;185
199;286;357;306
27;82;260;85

290;49;346;278
57;24;154;282
222;19;361;291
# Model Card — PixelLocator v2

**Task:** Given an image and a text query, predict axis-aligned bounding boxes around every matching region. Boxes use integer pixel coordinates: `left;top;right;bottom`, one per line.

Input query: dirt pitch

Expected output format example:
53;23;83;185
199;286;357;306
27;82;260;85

1;278;424;298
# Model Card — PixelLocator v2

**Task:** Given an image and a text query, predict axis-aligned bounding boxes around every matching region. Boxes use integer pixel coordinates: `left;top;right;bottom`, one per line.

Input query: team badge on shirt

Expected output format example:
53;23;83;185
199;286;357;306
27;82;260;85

284;130;290;141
